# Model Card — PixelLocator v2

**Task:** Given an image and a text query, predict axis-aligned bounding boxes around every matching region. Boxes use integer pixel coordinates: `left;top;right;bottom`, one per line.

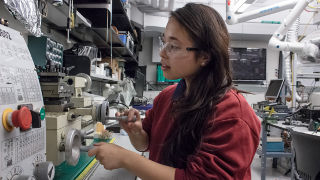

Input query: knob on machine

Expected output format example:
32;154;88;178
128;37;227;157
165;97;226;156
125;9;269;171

2;107;32;131
65;128;98;166
65;128;82;166
64;115;135;166
34;162;55;180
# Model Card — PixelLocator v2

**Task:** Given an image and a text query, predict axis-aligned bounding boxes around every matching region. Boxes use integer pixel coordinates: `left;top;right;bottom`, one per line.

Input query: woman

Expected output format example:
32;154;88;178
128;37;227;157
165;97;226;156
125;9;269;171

88;3;261;180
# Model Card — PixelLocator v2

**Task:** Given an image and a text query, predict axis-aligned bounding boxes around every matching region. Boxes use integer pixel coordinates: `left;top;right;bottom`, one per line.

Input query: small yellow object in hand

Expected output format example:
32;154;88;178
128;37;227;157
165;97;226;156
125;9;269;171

96;122;104;134
95;122;112;140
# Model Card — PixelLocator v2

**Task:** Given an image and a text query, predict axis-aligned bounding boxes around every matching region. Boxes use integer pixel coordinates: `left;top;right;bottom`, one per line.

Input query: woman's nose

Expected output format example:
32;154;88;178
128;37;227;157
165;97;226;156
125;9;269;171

159;46;168;59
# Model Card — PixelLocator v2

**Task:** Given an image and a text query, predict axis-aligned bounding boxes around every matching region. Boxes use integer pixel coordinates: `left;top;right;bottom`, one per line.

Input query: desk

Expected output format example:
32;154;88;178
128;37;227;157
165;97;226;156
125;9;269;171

84;133;142;180
269;121;320;137
258;118;320;180
258;119;294;180
270;121;320;179
256;110;296;180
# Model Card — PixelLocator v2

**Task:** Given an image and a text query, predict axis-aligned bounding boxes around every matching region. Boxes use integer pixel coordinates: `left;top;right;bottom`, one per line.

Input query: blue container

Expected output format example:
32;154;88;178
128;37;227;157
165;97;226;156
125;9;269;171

118;34;127;45
133;104;153;111
266;142;284;152
121;0;127;3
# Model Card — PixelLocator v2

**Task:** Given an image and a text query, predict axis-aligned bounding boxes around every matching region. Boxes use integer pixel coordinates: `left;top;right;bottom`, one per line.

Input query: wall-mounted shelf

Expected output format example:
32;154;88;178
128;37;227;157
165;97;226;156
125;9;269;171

93;28;137;62
112;0;138;43
297;73;320;79
91;74;119;83
44;1;91;28
74;0;111;28
77;8;111;28
43;0;138;63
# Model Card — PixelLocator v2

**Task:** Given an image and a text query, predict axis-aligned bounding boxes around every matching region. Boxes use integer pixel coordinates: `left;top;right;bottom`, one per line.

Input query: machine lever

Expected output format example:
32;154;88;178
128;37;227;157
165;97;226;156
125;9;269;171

85;129;94;135
83;136;94;139
80;145;93;152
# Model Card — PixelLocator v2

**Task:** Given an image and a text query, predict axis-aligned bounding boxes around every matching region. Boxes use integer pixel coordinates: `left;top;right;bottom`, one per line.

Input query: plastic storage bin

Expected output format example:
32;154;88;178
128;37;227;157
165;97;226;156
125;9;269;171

118;34;127;45
266;142;284;152
133;104;153;111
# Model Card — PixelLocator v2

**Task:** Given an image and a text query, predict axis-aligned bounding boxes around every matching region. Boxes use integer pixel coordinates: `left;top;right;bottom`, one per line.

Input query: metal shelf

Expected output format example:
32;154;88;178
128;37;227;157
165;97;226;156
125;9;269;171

297;73;320;79
44;1;111;48
112;0;138;43
75;2;111;28
91;74;119;83
256;148;292;158
93;28;137;62
44;1;91;28
71;27;111;48
44;0;138;62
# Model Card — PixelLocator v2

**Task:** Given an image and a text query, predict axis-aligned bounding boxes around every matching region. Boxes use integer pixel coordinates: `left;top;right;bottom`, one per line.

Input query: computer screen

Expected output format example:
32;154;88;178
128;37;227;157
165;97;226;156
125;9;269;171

265;79;285;100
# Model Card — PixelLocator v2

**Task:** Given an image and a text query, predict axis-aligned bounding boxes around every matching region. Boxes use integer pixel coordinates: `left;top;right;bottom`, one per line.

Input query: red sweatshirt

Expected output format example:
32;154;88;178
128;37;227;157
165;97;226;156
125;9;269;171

142;84;261;180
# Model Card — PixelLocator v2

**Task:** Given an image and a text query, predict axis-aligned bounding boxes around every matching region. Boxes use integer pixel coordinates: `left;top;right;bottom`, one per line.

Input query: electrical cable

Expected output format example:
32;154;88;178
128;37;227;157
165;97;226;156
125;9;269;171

109;101;129;109
307;80;318;102
308;4;320;9
298;13;317;42
304;8;318;12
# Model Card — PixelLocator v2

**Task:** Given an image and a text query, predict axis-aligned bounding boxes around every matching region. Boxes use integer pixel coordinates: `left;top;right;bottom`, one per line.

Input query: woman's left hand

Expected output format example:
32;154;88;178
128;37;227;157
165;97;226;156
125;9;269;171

88;142;128;170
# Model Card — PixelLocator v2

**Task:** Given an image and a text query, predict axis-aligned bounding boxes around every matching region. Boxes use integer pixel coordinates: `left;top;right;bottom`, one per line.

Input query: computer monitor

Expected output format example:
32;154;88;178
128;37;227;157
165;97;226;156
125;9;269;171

265;79;285;100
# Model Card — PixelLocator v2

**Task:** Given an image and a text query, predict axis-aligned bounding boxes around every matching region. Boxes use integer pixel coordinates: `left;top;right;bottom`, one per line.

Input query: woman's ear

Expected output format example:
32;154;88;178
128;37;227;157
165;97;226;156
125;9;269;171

200;52;210;66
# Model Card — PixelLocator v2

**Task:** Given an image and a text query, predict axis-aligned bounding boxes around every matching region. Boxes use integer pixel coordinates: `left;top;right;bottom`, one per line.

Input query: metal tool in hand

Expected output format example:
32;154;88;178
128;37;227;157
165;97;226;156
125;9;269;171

105;116;137;122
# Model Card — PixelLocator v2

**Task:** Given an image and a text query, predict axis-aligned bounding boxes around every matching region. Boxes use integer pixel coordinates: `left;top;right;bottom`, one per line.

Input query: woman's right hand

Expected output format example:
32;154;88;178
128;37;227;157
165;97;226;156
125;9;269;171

116;108;143;136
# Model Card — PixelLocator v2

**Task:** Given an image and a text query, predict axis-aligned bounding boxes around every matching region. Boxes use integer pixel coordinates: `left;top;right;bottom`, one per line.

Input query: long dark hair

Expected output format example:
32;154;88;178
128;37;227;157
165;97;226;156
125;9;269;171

161;3;233;168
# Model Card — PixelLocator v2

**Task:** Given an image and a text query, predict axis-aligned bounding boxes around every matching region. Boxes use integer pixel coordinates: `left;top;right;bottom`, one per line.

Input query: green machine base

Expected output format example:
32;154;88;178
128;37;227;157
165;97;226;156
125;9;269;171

54;138;113;180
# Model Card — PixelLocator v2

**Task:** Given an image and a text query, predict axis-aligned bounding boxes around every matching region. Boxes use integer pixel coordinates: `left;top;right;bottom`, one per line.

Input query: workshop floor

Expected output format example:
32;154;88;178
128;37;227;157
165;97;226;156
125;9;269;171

136;154;291;180
251;154;291;180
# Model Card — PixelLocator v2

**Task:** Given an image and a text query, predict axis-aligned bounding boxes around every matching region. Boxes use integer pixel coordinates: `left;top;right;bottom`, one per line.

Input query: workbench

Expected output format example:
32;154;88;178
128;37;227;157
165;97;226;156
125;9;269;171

84;133;142;180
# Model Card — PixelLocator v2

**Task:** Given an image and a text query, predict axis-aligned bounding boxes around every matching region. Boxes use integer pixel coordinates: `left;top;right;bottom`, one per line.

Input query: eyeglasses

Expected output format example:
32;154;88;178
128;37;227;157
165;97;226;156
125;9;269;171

159;41;199;56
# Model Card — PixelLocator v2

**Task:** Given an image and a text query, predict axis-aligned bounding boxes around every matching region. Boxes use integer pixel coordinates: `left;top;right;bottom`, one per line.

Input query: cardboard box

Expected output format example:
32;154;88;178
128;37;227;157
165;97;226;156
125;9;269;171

100;57;119;74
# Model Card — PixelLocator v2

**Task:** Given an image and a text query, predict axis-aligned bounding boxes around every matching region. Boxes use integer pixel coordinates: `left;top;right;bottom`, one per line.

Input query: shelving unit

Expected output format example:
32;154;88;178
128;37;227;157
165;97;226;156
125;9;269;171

42;0;140;84
256;111;295;180
44;0;138;61
75;0;138;62
112;0;138;43
93;27;137;62
91;74;119;83
44;0;91;28
77;5;111;28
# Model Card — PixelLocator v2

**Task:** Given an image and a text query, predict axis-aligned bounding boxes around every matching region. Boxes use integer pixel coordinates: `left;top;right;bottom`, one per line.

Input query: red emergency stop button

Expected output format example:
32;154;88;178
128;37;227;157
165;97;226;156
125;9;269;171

11;107;32;130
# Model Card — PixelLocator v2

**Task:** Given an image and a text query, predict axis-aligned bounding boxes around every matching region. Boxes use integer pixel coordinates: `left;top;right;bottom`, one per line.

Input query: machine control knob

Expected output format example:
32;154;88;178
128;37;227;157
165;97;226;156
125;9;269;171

11;107;32;130
34;107;45;121
34;162;55;180
2;108;14;131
